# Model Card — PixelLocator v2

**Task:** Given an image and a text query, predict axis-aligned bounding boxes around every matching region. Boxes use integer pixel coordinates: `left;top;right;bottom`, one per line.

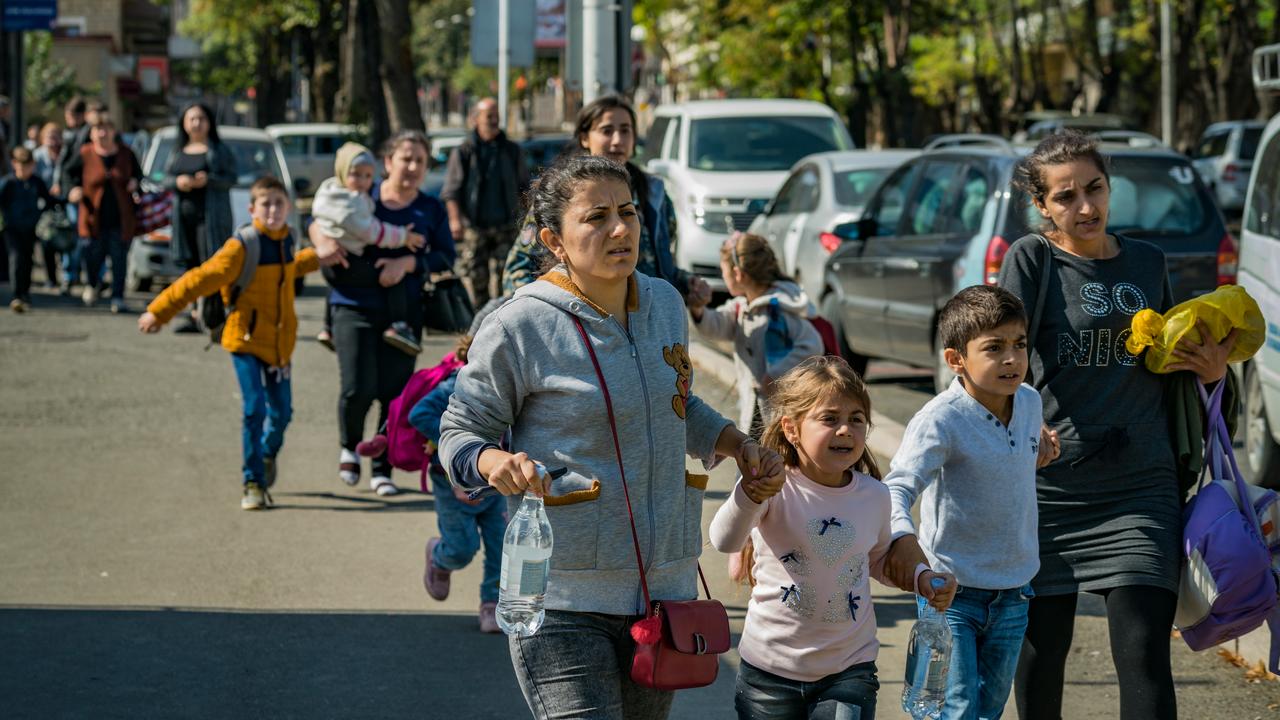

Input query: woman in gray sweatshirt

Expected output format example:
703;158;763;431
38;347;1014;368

439;155;783;720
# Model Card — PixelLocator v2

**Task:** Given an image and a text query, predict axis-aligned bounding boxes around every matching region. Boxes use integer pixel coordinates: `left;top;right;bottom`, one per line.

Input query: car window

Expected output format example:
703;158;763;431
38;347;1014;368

314;135;344;155
953;165;990;234
770;172;802;215
1196;132;1229;158
1246;133;1280;236
905;161;960;235
867;163;920;236
277;135;307;156
833;167;891;207
645;117;670;160
688;116;852;172
1240;127;1264;161
792;167;820;213
148;137;284;187
668;117;682;160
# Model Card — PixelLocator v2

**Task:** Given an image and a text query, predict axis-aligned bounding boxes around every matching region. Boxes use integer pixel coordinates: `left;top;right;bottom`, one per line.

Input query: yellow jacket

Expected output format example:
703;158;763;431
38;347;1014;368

147;223;319;368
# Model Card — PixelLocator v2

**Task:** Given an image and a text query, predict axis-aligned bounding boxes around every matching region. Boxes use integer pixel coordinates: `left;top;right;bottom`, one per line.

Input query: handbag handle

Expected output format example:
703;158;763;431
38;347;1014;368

568;314;713;612
1197;379;1263;535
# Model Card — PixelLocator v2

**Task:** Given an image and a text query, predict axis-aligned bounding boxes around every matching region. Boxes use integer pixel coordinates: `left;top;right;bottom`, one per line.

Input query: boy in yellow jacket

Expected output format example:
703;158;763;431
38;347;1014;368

138;177;319;510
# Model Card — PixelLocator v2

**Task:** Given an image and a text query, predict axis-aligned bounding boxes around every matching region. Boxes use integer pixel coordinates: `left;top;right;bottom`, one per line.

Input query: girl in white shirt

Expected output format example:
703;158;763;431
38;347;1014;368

710;356;955;719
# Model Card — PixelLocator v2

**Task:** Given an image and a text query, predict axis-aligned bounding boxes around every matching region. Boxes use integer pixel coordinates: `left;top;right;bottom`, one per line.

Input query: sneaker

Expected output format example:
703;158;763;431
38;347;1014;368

263;456;277;489
81;285;98;307
241;481;269;510
316;329;336;352
59;283;72;297
9;298;28;313
110;300;131;315
382;322;422;356
339;449;360;486
423;538;451;600
371;475;399;496
479;601;500;633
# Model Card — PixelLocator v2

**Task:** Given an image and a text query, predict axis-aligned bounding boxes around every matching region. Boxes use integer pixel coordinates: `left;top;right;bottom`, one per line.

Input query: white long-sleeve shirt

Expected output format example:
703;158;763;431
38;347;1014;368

709;468;894;682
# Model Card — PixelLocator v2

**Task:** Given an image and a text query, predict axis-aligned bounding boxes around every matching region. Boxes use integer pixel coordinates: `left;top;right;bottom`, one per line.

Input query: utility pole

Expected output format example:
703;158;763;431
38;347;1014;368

1160;0;1174;146
498;0;509;129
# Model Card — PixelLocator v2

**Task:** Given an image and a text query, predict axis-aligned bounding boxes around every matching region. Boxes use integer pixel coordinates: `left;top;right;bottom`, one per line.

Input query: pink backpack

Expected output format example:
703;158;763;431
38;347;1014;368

360;352;463;491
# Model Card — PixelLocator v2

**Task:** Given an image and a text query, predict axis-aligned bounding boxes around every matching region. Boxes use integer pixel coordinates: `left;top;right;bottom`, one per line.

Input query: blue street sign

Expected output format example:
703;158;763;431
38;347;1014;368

3;0;57;31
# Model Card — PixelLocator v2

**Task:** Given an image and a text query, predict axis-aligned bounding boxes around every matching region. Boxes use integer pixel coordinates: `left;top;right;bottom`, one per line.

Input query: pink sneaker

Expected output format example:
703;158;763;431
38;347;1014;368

423;538;451;601
479;601;500;633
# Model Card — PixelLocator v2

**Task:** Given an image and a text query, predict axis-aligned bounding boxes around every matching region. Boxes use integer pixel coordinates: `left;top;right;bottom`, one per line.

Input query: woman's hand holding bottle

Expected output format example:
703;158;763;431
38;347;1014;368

480;449;551;497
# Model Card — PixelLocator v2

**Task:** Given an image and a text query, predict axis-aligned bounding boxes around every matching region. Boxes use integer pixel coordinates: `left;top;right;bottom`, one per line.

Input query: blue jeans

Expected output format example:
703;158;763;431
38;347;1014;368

916;584;1032;720
230;353;292;485
83;228;126;301
735;659;879;719
429;468;506;602
511;610;674;720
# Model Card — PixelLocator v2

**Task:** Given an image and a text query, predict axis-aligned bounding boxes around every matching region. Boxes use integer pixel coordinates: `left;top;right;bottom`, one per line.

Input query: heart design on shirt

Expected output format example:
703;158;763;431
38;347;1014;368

780;581;817;618
807;516;855;567
836;554;866;589
777;548;812;578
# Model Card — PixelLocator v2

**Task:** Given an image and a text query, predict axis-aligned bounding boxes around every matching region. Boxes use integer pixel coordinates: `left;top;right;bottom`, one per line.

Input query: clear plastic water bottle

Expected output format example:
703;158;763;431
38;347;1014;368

496;469;554;637
902;577;952;719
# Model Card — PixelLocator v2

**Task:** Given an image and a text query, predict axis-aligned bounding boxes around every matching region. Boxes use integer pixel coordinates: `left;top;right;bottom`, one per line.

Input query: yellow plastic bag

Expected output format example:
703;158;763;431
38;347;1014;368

1126;285;1265;373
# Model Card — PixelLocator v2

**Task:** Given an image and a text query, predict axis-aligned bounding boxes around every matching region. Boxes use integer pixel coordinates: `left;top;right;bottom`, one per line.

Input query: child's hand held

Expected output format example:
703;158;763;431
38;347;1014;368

137;311;163;333
406;230;426;251
884;534;928;591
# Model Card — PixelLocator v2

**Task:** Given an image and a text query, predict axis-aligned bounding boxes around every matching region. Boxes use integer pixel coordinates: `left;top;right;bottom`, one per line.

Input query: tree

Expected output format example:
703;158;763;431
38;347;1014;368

374;0;426;134
23;33;96;123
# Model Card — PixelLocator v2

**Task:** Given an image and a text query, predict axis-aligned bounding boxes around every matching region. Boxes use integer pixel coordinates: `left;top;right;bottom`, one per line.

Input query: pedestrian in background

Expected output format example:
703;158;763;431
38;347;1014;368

32;122;64;291
441;97;528;308
65;112;141;313
686;232;822;436
440;154;779;720
52;97;87;292
138;177;320;510
163;101;238;333
309;130;454;497
709;356;955;720
0;146;56;312
501;95;710;307
998;131;1237;719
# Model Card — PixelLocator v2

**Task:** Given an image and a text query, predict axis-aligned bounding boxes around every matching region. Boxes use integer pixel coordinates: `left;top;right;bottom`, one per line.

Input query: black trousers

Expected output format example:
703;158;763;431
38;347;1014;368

332;303;419;476
6;227;38;301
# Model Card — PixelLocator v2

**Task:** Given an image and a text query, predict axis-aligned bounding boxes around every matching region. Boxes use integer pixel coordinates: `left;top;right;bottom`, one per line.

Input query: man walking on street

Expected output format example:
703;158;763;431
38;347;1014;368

441;98;528;308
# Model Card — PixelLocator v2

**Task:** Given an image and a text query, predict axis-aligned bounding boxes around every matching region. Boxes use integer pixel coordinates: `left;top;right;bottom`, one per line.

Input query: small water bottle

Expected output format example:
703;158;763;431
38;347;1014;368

496;467;554;637
902;577;952;719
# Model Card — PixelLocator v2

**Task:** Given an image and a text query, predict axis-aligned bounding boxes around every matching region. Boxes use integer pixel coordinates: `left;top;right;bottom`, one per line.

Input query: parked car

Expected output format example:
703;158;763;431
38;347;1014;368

747;149;919;301
265;123;367;198
1233;44;1280;487
645;99;855;291
1015;113;1127;143
521;133;573;179
821;139;1233;391
126;126;302;292
1193;120;1266;214
422;128;468;197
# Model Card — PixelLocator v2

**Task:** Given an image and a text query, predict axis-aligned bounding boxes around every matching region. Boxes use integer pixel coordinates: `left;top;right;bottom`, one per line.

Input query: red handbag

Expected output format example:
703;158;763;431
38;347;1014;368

570;315;731;691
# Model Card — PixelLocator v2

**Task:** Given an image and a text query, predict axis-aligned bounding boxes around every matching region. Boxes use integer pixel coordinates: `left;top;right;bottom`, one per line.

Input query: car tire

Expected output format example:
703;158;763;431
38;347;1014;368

1241;364;1280;488
933;327;956;395
821;292;869;377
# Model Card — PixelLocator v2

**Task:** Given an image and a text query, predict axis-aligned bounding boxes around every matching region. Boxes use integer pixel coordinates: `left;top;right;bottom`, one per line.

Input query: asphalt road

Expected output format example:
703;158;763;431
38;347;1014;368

1;271;1278;719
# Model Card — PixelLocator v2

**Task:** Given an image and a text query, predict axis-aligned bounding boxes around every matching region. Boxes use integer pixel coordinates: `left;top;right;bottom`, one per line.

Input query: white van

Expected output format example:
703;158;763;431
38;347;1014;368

265;123;367;198
1234;44;1280;486
645;100;854;290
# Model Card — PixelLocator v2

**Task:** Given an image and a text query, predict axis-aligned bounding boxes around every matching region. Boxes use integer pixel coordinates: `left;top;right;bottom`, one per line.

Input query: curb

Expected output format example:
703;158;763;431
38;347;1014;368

688;341;906;463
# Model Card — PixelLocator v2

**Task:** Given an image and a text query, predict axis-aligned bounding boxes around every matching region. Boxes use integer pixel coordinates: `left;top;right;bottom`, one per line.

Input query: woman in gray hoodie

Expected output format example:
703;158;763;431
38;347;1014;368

440;155;783;720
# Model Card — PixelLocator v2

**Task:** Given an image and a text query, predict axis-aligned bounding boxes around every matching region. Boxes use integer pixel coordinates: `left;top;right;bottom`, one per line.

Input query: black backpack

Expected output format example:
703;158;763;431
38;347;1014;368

199;224;265;343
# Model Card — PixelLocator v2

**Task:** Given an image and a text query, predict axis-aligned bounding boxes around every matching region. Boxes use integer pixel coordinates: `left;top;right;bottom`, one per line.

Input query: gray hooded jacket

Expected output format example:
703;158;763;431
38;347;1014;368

439;269;732;615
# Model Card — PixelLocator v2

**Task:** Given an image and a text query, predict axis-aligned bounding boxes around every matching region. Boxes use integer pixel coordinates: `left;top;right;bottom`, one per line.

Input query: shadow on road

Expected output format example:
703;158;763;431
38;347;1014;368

269;490;437;513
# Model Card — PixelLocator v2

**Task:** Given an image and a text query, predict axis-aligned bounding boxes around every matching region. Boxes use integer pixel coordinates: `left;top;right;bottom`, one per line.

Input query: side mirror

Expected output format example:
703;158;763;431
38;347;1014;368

855;216;877;240
832;221;860;241
293;177;311;195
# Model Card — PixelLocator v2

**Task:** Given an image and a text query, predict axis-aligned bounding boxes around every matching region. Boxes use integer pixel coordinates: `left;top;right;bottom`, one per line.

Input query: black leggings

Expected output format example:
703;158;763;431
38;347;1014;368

332;303;418;476
1015;585;1177;720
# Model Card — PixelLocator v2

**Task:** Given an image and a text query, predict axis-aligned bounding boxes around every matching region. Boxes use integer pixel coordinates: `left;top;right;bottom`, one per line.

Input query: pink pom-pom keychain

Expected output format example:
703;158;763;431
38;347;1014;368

630;613;662;645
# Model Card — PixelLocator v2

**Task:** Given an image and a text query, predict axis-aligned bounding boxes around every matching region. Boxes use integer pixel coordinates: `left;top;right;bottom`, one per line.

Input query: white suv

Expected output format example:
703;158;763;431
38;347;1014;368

1235;44;1280;486
1193;120;1266;214
644;100;854;290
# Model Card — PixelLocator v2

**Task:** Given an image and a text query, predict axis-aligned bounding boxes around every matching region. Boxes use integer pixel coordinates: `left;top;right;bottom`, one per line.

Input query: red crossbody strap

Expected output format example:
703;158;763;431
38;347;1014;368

570;315;654;611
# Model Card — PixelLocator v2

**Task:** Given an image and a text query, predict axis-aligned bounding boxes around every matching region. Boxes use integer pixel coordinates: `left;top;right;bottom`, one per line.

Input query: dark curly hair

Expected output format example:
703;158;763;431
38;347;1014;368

1012;130;1111;233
